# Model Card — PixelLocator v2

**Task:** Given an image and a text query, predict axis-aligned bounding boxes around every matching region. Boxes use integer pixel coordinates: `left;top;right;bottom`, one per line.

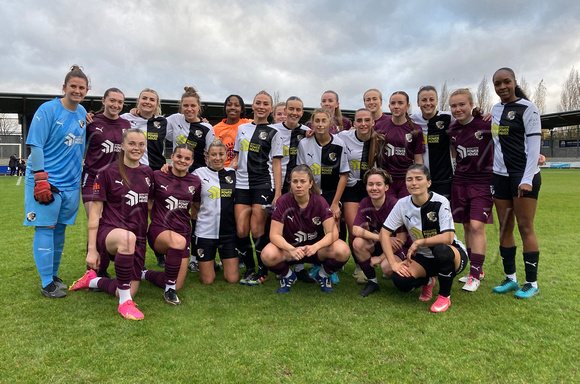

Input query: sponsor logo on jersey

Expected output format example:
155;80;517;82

240;139;250;152
507;111;516;120
145;177;151;187
125;190;149;206
312;217;321;225
65;133;83;146
101;140;117;153
294;230;318;243
259;131;267;140
436;121;444;129
208;186;231;199
195;129;203;138
475;131;483;140
456;145;467;159
225;176;234;184
56;121;63;126
148;132;158;140
93;182;100;194
283;145;290;157
349;159;361;170
26;212;36;222
79;120;85;128
165;196;189;210
328;152;337;162
310;163;321;175
405;133;413;143
410;227;423;240
427;211;437;222
188;186;196;194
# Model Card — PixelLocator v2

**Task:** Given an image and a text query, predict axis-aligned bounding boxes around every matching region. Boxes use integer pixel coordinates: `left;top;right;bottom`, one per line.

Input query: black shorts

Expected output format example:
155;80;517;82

413;245;468;277
492;172;541;200
235;188;274;206
429;181;452;201
342;181;367;203
196;236;237;262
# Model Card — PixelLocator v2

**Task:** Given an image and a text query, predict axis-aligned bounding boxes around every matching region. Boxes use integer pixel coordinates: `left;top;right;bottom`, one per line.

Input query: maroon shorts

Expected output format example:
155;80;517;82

97;224;146;281
81;172;99;203
386;177;410;200
451;182;493;224
147;225;190;252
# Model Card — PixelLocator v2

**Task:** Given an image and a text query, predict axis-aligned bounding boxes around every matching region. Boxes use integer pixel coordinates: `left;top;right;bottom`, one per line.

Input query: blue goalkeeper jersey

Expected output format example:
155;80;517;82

25;98;87;191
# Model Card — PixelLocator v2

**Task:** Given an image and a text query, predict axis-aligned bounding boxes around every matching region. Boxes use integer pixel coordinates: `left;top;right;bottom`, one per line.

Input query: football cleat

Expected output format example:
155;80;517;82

277;271;297;294
164;288;181;305
419;277;437;301
493;278;519;294
315;271;334;293
359;281;380;297
461;276;481;292
514;283;539;299
459;270;485;283
430;295;451;313
41;281;67;298
69;270;97;291
118;300;144;320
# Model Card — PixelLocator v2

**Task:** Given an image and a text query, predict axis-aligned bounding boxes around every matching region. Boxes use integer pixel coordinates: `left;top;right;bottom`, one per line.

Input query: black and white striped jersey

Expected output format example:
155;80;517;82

166;113;215;168
234;123;284;190
491;99;541;185
383;192;465;258
193;166;236;239
271;122;310;188
297;135;350;194
411;111;454;185
121;113;167;171
338;129;372;187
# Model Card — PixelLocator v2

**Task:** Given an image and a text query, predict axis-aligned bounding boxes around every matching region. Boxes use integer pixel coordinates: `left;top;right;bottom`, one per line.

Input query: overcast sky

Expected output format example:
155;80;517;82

1;0;579;114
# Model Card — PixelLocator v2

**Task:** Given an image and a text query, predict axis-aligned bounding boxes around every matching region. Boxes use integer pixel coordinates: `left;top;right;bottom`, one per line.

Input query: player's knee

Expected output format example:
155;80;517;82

335;240;351;261
392;273;419;292
432;244;454;264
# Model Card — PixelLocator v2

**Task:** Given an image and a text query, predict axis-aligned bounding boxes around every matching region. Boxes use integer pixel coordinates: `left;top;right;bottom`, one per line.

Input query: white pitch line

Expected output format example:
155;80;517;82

16;176;22;186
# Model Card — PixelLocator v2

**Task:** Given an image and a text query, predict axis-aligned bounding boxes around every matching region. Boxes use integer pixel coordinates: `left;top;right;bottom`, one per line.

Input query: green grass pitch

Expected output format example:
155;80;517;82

0;169;578;383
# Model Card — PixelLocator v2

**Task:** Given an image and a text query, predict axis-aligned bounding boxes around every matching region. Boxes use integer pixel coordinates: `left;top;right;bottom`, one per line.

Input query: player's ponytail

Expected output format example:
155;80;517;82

180;86;203;117
64;64;90;89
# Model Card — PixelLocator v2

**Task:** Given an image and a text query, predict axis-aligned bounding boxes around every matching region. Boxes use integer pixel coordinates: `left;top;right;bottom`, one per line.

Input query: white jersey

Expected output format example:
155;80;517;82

271;122;310;188
297;134;350;194
410;111;454;185
193;166;236;239
338;129;371;187
234;122;284;190
166;113;214;159
491;98;541;186
383;192;466;258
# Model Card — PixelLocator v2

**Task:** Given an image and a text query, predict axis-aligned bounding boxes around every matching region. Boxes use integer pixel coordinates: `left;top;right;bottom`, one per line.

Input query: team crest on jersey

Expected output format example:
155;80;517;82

297;135;304;141
195;130;203;138
259;131;268;140
225;176;234;184
188;186;196;195
79;120;85;128
145;177;151;187
475;131;483;140
405;133;413;143
312;217;321;225
436;121;444;129
154;121;161;128
427;211;437;222
507;111;516;120
328;152;337;162
26;212;36;222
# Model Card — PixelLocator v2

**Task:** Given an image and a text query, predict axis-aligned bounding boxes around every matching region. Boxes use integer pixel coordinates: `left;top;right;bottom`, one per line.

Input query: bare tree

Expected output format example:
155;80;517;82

558;67;580;112
518;76;532;99
476;75;492;113
272;90;282;106
533;79;547;114
0;113;19;135
439;81;449;111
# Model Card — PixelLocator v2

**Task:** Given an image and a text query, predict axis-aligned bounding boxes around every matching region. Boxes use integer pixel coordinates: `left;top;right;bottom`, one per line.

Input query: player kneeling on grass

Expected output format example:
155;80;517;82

352;167;410;297
261;165;350;294
379;164;468;312
141;144;201;305
70;129;154;320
